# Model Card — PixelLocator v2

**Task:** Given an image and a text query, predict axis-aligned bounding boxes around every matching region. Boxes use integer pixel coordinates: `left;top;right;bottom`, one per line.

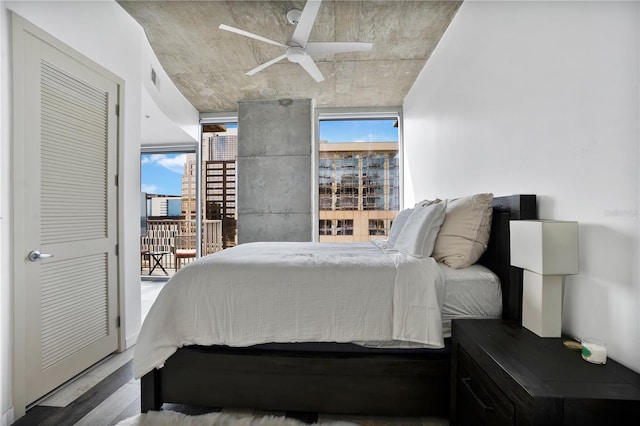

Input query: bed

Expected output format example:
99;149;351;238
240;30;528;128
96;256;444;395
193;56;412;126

137;194;536;417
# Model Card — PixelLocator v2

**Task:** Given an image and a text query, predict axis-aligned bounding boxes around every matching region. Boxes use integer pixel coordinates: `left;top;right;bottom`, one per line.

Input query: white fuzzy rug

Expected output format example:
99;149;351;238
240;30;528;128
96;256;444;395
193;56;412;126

116;410;359;426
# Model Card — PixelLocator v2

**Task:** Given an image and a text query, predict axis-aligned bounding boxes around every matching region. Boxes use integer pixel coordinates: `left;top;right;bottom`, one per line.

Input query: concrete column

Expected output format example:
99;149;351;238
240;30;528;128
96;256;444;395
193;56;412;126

237;99;313;243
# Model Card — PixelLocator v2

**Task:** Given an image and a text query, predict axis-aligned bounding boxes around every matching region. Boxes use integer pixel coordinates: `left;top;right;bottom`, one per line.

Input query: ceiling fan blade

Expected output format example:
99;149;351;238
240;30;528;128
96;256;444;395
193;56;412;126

290;0;322;47
246;53;288;76
305;42;373;56
298;55;324;82
219;24;287;48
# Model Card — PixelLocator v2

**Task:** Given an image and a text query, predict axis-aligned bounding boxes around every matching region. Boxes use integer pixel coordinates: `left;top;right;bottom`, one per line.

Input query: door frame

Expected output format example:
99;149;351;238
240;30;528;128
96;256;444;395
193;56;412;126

10;13;124;417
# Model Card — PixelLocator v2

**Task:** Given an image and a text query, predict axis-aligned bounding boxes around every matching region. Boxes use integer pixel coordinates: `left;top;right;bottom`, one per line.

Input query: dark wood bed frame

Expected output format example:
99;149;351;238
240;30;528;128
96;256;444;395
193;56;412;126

141;194;537;417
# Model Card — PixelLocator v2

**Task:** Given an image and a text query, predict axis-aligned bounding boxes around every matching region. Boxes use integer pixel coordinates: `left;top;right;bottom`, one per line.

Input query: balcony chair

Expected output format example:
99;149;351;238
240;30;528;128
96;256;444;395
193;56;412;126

172;234;196;270
141;249;149;271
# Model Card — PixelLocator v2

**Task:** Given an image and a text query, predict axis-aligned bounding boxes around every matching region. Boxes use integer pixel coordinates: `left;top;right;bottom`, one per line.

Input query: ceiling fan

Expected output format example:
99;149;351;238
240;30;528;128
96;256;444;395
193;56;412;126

218;0;373;82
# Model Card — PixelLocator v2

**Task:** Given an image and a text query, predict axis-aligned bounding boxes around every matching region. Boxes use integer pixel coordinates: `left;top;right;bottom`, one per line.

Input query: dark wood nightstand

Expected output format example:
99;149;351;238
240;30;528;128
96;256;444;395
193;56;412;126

450;319;640;426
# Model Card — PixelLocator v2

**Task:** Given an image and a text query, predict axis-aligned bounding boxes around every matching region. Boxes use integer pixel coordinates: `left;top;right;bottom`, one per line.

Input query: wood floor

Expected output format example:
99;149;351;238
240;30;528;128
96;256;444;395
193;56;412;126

13;356;138;426
12;279;449;426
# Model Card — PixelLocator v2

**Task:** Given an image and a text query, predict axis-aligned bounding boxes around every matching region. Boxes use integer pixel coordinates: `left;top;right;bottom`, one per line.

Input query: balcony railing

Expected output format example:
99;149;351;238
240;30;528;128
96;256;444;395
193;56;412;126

141;219;222;273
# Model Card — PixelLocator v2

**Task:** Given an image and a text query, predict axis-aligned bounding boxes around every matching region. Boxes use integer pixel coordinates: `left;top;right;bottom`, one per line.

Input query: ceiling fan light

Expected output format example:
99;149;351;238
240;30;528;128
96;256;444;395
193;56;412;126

286;46;307;63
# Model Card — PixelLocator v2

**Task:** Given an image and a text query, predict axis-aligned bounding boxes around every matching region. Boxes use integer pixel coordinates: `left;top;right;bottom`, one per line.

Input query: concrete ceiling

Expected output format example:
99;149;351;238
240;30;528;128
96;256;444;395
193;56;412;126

117;0;461;113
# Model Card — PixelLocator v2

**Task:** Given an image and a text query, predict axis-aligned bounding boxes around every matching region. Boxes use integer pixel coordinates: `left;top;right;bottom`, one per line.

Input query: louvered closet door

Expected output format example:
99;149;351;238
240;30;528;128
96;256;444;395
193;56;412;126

22;29;119;404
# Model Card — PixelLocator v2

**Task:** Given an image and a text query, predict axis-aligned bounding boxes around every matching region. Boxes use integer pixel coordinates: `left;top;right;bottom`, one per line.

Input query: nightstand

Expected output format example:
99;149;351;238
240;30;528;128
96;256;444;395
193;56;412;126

450;319;640;426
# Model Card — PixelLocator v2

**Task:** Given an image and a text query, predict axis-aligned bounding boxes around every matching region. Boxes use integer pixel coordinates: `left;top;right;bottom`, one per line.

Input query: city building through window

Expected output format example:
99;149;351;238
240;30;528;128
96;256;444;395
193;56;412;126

318;115;400;242
202;125;237;248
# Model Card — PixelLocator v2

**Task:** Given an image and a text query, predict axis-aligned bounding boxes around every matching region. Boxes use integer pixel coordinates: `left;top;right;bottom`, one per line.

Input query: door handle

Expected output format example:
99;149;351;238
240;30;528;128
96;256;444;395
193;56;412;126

28;250;54;262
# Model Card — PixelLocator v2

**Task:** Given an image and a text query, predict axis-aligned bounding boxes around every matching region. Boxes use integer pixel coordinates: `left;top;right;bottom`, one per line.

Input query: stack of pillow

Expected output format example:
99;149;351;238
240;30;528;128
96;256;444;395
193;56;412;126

387;193;494;269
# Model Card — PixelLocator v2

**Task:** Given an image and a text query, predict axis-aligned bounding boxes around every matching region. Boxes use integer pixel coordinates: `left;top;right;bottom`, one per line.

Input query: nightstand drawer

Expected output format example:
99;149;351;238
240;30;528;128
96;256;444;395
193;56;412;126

452;320;640;426
456;346;515;426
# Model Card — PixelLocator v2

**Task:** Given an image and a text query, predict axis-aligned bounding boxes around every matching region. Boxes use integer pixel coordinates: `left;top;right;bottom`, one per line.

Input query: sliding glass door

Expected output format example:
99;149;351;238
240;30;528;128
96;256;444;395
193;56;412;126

140;149;194;277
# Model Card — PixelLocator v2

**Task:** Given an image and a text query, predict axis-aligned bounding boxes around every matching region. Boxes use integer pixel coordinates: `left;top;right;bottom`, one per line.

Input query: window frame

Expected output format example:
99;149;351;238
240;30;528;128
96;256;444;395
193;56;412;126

313;107;404;241
199;112;239;254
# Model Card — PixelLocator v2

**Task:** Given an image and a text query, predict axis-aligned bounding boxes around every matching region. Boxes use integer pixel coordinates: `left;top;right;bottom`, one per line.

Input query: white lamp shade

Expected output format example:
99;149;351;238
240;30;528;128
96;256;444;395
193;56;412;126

510;220;579;275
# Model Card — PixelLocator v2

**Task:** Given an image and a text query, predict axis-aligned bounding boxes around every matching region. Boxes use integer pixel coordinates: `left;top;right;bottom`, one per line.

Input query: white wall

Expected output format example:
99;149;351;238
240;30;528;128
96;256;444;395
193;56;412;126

0;0;199;421
404;1;640;372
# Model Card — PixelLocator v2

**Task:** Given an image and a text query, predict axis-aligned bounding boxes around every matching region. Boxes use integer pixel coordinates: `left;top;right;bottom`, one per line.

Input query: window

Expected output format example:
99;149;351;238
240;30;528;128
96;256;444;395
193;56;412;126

317;111;401;242
368;219;389;236
319;219;333;236
336;219;354;236
201;122;238;249
318;219;355;236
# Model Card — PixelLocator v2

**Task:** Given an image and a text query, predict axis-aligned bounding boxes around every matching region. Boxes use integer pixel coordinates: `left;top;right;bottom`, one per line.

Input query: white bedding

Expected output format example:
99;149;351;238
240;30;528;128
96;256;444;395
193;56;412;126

439;263;503;337
133;240;446;379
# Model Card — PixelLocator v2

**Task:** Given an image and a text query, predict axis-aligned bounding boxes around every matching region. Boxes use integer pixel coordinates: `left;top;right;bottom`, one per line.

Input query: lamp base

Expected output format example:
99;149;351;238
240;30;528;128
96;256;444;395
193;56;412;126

522;270;563;337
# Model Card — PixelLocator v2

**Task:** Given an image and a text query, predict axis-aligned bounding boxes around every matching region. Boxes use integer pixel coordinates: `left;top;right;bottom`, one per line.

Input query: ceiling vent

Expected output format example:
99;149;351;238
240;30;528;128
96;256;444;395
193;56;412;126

150;66;158;87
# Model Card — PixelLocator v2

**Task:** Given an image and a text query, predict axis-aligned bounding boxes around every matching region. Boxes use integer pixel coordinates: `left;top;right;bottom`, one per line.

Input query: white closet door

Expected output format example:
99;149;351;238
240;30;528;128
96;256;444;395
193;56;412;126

15;21;119;405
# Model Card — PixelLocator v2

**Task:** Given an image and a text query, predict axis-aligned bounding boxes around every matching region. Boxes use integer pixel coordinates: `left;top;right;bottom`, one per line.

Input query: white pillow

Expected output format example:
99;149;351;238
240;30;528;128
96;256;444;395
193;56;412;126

387;199;441;245
387;208;413;245
393;200;447;257
433;193;494;269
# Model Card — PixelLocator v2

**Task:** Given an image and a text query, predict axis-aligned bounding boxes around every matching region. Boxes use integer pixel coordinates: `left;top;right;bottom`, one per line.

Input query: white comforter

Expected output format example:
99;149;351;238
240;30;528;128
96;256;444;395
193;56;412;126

133;241;445;379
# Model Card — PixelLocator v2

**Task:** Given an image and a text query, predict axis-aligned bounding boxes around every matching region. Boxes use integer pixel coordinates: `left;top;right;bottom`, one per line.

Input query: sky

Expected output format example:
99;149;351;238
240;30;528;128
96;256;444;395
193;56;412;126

141;153;187;196
319;119;398;143
141;119;398;196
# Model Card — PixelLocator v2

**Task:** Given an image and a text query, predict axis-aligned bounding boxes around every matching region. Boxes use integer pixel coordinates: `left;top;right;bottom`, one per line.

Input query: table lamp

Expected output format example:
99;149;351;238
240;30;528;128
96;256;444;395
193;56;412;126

510;220;579;337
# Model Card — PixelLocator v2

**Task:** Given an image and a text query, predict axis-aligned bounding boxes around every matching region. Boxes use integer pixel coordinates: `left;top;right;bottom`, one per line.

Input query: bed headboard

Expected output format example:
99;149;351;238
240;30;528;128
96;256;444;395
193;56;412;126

477;194;537;322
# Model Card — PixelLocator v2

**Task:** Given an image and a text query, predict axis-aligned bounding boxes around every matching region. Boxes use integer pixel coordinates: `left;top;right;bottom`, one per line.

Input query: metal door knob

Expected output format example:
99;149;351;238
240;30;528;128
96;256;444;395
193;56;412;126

28;250;54;262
